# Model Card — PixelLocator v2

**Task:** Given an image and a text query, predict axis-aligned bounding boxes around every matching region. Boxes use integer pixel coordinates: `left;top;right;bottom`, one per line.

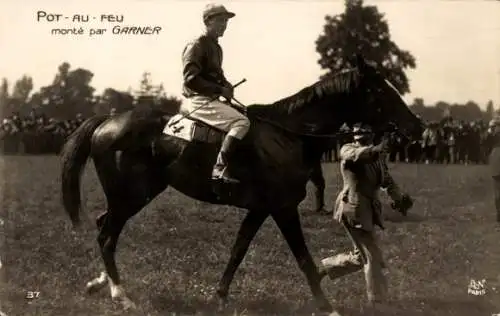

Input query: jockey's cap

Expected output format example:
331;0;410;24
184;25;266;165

352;123;373;140
203;4;235;23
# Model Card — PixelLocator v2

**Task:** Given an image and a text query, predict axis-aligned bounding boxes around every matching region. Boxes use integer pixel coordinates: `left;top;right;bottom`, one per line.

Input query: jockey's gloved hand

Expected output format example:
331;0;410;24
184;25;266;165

221;86;234;100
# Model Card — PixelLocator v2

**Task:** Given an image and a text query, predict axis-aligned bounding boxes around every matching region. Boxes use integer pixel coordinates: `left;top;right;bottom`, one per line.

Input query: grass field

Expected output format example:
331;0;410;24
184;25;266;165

1;156;500;316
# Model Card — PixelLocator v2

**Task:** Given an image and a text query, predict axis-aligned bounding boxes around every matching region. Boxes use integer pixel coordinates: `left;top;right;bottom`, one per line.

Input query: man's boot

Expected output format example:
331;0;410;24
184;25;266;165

212;135;241;184
319;251;363;281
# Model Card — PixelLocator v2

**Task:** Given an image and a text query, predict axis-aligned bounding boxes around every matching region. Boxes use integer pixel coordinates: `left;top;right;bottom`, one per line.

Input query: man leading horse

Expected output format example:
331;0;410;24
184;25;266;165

319;123;414;313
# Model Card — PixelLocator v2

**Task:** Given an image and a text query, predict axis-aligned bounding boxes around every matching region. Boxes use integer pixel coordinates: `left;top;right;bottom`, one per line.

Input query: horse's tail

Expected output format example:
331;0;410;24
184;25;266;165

60;115;108;228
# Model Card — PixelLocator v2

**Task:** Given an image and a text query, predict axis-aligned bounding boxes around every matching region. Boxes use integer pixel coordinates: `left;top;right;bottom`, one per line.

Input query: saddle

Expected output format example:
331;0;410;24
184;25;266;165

163;113;226;144
163;113;249;202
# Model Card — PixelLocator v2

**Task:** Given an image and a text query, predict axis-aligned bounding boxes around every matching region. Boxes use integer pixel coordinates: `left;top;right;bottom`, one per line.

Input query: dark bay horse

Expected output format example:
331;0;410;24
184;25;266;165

60;57;423;315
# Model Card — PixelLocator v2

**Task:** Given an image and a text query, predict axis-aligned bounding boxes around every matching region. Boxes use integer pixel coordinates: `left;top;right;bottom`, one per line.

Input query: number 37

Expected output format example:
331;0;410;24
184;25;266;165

26;291;40;299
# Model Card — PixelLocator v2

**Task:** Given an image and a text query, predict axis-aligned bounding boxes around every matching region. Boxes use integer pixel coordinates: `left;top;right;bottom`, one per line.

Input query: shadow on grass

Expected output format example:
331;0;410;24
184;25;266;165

345;297;499;316
150;293;497;316
383;211;426;223
150;294;361;316
147;296;496;316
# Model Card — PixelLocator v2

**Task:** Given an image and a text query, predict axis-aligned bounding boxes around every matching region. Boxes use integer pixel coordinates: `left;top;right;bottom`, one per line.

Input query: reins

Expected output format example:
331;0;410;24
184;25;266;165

253;115;350;139
252;115;404;140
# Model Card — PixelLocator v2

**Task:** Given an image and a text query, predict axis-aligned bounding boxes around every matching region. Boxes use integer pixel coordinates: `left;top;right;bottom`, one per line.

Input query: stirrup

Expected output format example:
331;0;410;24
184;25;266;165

212;174;240;184
212;167;240;184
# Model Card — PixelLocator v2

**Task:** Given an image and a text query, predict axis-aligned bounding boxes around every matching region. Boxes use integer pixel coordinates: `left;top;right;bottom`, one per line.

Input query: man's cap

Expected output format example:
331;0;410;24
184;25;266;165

339;123;351;132
352;123;373;139
203;4;235;22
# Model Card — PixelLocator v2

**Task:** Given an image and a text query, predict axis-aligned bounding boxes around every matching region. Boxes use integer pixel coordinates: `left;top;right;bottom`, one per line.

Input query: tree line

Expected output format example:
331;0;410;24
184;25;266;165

0;62;182;120
1;0;497;123
1;62;495;124
409;98;496;123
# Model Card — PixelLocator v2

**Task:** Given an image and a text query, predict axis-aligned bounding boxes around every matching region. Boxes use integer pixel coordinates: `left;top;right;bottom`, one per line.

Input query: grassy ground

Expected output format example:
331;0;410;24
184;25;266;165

1;155;499;316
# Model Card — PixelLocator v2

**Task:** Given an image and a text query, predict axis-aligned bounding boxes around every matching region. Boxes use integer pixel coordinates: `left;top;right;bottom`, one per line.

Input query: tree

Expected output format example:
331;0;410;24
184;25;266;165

12;75;33;102
137;71;154;97
37;62;96;119
485;100;494;120
0;78;9;117
134;71;182;114
409;98;425;111
94;88;134;115
315;0;416;94
5;75;34;116
435;101;450;112
65;67;96;116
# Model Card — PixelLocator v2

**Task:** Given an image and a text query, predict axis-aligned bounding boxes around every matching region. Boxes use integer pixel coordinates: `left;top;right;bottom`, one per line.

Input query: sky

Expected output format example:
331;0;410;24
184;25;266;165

0;0;499;109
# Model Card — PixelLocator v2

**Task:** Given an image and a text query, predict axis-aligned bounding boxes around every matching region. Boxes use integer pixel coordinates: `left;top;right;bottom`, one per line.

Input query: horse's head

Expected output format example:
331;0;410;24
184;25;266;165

354;55;424;139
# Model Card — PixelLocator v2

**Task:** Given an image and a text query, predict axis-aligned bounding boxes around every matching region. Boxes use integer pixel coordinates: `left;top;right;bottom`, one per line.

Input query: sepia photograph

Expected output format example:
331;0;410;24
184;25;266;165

0;0;499;315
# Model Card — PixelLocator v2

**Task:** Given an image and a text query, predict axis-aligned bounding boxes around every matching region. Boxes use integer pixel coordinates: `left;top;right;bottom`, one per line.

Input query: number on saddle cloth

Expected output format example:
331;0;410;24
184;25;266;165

163;113;226;144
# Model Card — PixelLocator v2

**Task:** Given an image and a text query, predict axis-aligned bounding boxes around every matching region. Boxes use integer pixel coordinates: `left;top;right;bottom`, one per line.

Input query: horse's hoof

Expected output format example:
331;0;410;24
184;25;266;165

85;272;108;294
122;298;137;310
317;297;334;313
210;292;228;311
217;296;228;311
113;296;137;310
312;311;342;316
86;283;101;294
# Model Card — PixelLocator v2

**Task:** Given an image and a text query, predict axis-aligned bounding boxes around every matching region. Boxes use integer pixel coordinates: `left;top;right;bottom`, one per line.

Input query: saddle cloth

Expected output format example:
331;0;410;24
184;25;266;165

163;113;225;144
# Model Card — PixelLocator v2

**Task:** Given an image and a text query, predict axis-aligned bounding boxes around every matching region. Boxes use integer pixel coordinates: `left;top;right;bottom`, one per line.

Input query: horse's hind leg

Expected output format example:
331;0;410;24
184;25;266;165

85;152;168;310
85;154;118;296
84;207;140;309
97;207;139;309
86;211;112;294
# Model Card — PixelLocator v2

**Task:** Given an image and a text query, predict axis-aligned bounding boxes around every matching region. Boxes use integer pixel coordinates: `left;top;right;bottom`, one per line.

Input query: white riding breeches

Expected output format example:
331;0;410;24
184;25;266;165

180;95;250;140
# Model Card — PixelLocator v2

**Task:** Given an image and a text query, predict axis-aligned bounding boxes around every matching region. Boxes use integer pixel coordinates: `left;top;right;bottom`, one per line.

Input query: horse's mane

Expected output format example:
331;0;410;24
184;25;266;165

249;68;361;116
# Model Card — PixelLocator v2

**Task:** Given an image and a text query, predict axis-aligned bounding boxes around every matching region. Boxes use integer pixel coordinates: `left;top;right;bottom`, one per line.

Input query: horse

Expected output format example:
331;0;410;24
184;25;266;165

60;56;423;315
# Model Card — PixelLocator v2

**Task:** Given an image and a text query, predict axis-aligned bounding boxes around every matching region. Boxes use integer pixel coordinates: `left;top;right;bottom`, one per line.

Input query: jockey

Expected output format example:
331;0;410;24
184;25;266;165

181;3;250;184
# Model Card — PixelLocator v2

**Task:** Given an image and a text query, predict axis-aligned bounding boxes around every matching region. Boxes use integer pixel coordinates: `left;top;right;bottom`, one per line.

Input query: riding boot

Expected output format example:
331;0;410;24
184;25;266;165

212;135;241;184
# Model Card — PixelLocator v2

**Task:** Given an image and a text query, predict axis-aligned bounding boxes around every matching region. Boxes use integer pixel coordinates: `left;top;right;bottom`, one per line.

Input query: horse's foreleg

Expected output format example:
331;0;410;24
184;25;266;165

216;210;269;304
271;208;335;314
